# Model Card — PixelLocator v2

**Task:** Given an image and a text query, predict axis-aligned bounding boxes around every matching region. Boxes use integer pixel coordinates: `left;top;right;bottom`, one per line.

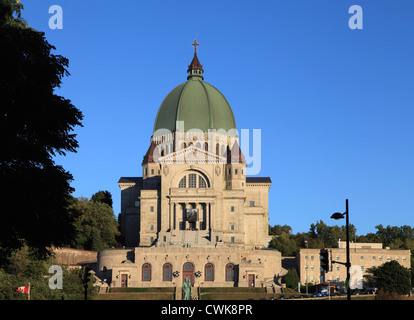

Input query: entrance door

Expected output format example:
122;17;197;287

182;262;195;286
248;274;255;287
121;274;128;288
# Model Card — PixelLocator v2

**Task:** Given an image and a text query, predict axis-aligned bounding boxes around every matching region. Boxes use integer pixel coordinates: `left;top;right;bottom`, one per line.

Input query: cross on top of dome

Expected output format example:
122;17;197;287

192;39;200;55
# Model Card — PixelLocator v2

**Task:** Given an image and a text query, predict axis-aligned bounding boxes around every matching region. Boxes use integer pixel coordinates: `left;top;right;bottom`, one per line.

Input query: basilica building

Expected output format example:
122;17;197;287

97;42;282;289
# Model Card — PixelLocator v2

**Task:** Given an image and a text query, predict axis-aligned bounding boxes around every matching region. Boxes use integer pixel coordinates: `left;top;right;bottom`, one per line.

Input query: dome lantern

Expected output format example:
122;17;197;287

187;39;204;80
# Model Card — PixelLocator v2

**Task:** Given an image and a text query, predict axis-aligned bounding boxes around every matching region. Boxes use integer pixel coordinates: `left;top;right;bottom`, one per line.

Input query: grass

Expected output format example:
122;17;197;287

92;287;175;300
199;287;297;300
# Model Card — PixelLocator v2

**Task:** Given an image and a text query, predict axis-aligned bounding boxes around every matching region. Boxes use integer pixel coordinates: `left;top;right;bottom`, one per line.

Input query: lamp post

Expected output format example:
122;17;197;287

330;199;351;301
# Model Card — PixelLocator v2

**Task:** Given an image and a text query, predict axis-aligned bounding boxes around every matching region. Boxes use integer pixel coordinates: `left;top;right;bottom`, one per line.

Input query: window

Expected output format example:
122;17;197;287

225;264;234;281
135;201;140;207
199;175;207;188
150;225;153;230
231;206;235;212
150;236;154;243
163;263;172;281
178;172;209;188
235;169;238;174
179;176;186;188
231;237;235;243
150;206;154;212
231;225;234;231
142;263;151;281
151;169;154;175
188;174;197;188
250;201;255;207
205;263;214;281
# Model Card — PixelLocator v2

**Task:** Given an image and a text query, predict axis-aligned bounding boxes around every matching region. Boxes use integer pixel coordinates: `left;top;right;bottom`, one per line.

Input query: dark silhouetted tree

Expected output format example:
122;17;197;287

0;0;83;259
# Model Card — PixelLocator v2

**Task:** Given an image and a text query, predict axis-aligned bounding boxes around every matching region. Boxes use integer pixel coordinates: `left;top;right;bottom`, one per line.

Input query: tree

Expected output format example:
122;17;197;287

269;233;299;256
0;0;83;258
69;196;120;251
284;268;300;290
269;224;292;236
364;260;411;296
91;190;113;208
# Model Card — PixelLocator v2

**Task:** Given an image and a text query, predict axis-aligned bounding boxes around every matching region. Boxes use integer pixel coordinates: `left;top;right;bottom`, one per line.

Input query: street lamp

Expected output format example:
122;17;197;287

330;199;351;301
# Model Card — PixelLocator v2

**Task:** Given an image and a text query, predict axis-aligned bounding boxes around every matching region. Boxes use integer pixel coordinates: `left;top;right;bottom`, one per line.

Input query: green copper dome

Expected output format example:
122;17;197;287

153;52;237;134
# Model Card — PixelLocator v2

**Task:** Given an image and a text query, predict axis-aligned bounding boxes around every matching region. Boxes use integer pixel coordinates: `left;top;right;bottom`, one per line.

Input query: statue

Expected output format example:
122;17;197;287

182;278;192;300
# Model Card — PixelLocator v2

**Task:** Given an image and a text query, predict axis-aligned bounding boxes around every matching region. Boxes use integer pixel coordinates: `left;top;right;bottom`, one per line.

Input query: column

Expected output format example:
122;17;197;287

210;202;214;229
173;202;176;230
205;202;210;230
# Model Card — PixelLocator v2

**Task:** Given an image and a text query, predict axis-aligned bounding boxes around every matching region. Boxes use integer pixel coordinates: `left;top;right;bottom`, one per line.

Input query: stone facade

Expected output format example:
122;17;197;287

98;247;281;288
296;242;411;289
99;49;281;290
118;146;272;250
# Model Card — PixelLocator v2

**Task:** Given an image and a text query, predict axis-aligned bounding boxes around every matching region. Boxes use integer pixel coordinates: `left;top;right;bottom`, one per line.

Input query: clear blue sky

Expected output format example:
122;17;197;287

21;0;414;235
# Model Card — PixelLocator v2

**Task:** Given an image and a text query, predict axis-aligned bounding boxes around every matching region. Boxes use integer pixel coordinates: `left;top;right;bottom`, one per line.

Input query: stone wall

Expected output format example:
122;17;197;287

51;247;98;266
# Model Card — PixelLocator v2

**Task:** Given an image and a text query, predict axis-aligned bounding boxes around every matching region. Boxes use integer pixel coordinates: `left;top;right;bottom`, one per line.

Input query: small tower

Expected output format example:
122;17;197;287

226;141;246;189
187;39;204;80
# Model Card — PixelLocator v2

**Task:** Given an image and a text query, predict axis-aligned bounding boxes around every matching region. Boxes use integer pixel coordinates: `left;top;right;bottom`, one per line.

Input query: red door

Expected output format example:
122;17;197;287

248;274;255;287
121;274;128;288
182;262;195;286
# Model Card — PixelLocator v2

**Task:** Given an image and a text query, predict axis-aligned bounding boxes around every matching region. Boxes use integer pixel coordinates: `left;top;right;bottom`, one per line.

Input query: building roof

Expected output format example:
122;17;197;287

153;51;237;134
246;177;272;183
118;177;143;184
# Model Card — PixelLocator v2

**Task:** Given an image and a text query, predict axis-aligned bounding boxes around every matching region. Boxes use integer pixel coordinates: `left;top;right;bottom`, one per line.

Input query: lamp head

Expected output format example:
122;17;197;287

331;212;345;220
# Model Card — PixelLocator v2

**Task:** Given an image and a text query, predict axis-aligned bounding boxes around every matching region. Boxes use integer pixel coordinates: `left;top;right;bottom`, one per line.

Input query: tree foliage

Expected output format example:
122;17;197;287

68;195;120;251
365;260;411;296
0;0;83;259
91;190;113;208
284;268;300;290
0;245;96;300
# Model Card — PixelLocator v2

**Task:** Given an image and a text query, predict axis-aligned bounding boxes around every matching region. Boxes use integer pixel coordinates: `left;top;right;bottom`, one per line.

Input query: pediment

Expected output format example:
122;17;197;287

157;144;226;164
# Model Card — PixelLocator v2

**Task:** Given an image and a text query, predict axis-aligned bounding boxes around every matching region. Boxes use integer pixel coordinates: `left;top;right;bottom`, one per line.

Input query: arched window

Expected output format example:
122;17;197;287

199;175;206;188
178;176;186;188
225;263;234;281
205;263;214;281
142;263;151;281
178;172;209;188
163;263;172;281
